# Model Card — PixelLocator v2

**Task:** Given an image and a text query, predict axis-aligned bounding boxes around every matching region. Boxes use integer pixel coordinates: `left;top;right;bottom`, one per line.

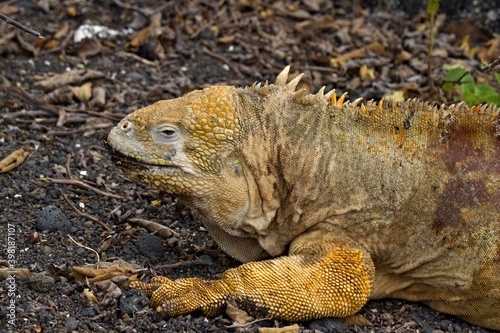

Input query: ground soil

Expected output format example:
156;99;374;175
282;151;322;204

0;1;498;332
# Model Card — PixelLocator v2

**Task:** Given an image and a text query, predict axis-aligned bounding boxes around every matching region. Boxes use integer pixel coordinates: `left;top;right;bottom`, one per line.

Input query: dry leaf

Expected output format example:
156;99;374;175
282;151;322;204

96;236;113;253
54;21;70;40
16;32;38;56
72;82;93;102
330;41;387;67
0;5;19;15
35;69;104;91
71;259;140;284
477;36;500;62
342;314;372;326
226;299;255;324
383;90;405;103
75;37;102;59
359;65;376;80
0;148;29;173
125;27;150;53
0;267;30;280
396;50;412;63
90;86;106;107
43;86;74;105
460;35;479;59
84;288;100;305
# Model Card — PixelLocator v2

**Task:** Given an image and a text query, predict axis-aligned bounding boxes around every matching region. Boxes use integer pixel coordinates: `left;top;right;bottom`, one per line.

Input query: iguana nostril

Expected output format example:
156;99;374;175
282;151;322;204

121;120;133;132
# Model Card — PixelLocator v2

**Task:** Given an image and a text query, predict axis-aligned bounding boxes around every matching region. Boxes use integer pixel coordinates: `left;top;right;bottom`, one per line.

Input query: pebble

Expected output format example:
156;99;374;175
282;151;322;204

79;307;98;317
65;317;79;331
119;289;149;315
135;233;164;258
27;273;56;293
35;205;71;232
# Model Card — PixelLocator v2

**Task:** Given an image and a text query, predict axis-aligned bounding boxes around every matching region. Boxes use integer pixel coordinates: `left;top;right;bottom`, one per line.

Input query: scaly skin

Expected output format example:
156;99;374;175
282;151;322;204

106;67;499;329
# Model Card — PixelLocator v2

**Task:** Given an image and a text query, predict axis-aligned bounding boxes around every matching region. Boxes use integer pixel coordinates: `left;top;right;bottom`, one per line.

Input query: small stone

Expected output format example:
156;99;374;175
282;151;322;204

119;289;149;315
135;233;164;258
35;205;71;232
65;317;79;331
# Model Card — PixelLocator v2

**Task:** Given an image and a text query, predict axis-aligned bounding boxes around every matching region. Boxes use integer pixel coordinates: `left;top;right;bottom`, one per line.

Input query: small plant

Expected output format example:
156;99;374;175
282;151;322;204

426;0;439;90
442;66;500;106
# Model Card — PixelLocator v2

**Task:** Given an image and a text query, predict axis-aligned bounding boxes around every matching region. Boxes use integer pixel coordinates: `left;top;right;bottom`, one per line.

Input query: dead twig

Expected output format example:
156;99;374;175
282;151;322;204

153;258;214;270
481;56;500;73
59;189;114;233
0;12;44;39
129;218;181;238
47;123;114;136
65;154;73;179
0;86;58;115
47;178;123;200
68;235;101;266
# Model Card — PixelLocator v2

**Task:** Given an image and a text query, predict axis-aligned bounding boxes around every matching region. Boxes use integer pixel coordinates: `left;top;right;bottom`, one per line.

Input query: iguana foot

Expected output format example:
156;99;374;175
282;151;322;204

130;230;375;321
130;276;230;317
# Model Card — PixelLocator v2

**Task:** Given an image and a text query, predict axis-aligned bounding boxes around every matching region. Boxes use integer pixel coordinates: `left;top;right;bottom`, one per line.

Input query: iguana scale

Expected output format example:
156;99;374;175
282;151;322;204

106;66;499;330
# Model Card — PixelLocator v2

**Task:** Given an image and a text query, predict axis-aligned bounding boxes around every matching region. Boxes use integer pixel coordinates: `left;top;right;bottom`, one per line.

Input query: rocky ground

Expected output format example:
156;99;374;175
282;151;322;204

0;1;498;332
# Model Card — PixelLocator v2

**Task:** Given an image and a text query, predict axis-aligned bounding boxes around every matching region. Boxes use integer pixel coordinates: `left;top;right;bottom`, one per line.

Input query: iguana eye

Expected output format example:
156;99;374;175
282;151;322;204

153;124;179;142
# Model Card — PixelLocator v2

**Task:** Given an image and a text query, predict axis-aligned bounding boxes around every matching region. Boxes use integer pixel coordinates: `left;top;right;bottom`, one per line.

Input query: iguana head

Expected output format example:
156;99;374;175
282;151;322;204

106;85;257;232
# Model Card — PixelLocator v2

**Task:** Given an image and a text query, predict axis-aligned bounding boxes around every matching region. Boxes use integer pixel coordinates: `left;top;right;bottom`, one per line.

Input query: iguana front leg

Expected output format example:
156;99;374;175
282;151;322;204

130;229;375;321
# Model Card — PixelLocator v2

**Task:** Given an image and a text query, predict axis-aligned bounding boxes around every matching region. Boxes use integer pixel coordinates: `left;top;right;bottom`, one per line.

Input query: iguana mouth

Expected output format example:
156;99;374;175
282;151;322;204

104;139;179;172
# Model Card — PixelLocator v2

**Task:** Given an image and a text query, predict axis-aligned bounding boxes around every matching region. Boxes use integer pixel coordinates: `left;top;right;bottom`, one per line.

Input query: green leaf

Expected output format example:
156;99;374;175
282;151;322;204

460;74;475;84
495;73;500;85
442;82;456;91
427;0;439;15
444;67;466;82
486;95;500;107
474;84;498;99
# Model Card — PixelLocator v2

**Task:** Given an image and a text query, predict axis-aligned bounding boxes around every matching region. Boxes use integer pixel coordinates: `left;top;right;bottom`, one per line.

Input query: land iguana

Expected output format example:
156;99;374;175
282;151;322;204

106;66;499;330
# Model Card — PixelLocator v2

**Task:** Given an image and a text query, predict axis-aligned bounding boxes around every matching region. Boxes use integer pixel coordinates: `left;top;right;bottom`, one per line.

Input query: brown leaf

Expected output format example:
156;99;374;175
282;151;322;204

75;37;102;59
72;82;93;102
16;32;39;56
0;5;19;15
0;267;30;280
89;86;106;108
43;86;74;105
54;21;70;40
125;27;150;53
359;65;377;80
83;288;100;305
35;69;104;91
330;41;387;68
477;36;500;62
226;299;255;324
96;236;113;253
71;259;140;284
0;148;29;173
342;314;372;326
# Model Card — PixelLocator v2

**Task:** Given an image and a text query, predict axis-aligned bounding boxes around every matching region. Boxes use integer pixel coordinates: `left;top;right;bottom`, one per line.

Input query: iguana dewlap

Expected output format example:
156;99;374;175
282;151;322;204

106;66;499;330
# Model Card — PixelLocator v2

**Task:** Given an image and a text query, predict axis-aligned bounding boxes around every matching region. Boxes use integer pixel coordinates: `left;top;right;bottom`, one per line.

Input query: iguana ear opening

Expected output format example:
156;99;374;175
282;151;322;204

228;151;242;175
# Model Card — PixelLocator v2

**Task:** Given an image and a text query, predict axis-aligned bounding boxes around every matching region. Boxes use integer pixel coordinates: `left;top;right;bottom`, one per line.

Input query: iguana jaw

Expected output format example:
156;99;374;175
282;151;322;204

105;140;181;175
